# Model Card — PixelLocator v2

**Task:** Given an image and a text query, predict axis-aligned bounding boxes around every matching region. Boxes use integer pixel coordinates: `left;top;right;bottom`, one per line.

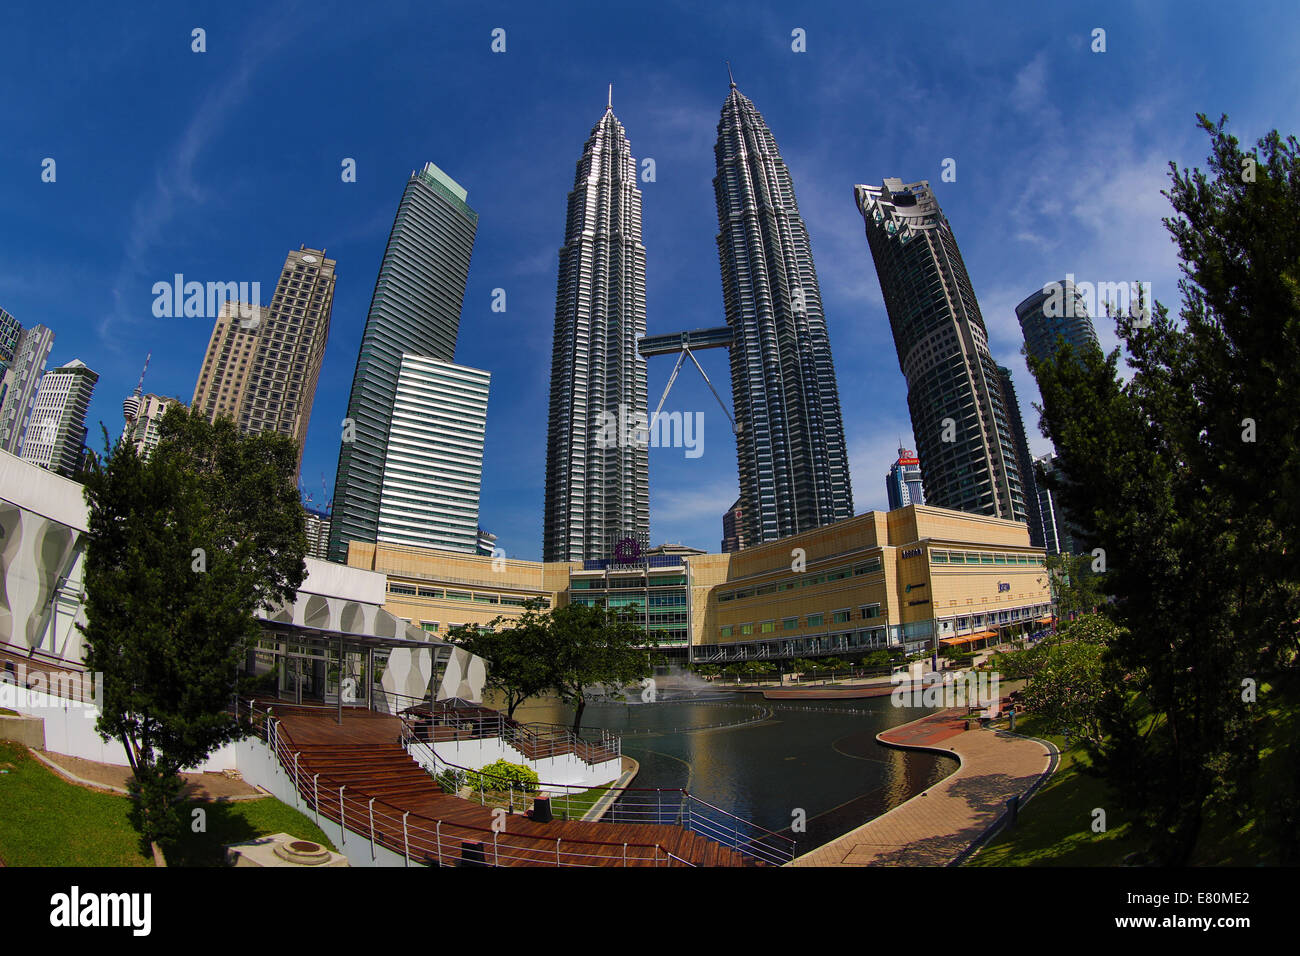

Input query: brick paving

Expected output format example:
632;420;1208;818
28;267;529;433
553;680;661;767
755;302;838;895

790;709;1055;866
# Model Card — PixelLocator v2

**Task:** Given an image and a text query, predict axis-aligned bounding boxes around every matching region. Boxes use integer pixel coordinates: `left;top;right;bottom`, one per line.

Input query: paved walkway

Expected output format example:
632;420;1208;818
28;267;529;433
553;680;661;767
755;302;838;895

790;709;1056;866
32;750;264;801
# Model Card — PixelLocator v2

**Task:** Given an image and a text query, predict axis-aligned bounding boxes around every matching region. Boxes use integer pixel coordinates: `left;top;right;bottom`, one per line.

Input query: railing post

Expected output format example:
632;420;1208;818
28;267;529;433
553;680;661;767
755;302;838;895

555;837;561;866
292;752;301;807
623;842;628;867
339;786;346;844
436;820;443;867
402;811;410;867
493;830;499;867
655;844;660;867
313;774;320;826
369;797;376;860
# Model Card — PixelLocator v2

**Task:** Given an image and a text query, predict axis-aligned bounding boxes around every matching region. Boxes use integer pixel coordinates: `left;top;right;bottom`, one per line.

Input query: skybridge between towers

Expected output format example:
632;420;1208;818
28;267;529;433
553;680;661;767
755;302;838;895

637;327;739;435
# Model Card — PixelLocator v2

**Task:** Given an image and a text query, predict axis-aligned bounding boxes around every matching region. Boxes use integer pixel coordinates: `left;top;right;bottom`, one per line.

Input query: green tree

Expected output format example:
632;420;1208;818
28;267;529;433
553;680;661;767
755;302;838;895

542;603;650;734
1021;616;1124;748
1045;552;1108;622
79;406;306;852
1029;116;1300;863
450;599;551;718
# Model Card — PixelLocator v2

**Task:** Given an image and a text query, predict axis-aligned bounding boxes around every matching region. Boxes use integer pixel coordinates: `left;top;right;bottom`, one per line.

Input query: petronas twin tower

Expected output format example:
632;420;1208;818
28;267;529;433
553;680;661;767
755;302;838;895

542;80;853;562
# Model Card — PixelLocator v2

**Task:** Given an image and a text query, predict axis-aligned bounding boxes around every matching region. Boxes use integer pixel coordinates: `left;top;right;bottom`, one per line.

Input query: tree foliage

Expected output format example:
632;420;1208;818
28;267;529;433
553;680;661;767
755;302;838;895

1029;115;1300;863
79;405;306;850
450;599;551;718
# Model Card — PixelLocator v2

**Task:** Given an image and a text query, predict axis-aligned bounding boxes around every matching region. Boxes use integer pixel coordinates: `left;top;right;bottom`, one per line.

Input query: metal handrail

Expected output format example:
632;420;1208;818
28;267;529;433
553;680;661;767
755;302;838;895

241;700;723;867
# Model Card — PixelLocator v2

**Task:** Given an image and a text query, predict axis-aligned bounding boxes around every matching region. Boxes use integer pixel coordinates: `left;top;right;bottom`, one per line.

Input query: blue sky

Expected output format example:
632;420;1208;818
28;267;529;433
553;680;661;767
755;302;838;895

3;1;1297;561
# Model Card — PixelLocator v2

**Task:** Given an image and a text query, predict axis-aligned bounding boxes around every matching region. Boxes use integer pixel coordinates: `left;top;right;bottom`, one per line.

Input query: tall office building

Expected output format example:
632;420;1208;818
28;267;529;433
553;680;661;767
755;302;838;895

855;178;1026;522
193;300;262;424
377;355;489;554
192;247;335;472
721;497;746;553
328;163;478;563
885;447;926;511
542;96;649;562
122;393;181;459
20;359;98;478
0;321;55;455
713;78;853;544
303;507;331;561
1035;452;1080;555
1015;278;1101;369
997;366;1042;547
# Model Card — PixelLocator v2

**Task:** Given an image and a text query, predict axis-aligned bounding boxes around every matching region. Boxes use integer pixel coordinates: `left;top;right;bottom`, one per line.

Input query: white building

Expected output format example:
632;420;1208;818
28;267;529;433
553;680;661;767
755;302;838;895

376;354;489;554
121;393;181;458
19;359;97;477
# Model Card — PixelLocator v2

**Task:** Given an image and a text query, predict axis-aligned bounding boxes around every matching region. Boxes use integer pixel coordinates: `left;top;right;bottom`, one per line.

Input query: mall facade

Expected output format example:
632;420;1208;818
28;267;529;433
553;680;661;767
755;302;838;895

348;503;1053;663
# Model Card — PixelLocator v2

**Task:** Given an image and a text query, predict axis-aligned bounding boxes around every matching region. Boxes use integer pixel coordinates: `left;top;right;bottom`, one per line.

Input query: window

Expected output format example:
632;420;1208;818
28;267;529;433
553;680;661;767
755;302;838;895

860;604;880;619
761;621;775;634
807;613;824;627
782;617;798;631
720;626;733;638
740;624;754;636
833;610;851;624
932;551;949;563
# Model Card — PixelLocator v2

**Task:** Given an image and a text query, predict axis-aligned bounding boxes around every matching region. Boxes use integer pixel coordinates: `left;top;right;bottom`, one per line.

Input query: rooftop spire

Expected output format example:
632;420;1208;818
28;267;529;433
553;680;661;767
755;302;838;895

726;60;735;88
607;83;613;110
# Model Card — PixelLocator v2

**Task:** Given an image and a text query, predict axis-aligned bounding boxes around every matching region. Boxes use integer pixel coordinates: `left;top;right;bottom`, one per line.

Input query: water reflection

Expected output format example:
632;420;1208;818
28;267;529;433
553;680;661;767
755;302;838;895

499;688;957;855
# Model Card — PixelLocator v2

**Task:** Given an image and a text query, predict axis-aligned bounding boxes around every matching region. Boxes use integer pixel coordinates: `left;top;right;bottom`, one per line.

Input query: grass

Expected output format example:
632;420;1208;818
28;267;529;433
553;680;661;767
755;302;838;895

0;708;18;716
968;685;1299;866
551;784;612;821
965;715;1145;867
0;741;335;866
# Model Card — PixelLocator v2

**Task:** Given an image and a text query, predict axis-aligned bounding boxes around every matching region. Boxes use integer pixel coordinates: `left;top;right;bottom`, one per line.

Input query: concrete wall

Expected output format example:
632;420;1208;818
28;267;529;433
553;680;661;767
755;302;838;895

0;713;44;748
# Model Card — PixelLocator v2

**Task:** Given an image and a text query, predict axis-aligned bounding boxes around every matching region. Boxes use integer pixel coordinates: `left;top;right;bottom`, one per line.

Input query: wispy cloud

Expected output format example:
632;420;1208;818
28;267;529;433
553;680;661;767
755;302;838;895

102;8;304;342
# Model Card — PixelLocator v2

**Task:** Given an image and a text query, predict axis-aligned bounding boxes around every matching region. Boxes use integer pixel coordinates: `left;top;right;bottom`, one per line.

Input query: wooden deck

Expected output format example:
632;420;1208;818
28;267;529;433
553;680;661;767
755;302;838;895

266;707;757;867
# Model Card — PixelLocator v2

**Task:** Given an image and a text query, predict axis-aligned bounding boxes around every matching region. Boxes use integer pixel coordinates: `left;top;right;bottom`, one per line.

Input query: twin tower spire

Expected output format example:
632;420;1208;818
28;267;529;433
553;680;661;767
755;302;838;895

542;76;854;562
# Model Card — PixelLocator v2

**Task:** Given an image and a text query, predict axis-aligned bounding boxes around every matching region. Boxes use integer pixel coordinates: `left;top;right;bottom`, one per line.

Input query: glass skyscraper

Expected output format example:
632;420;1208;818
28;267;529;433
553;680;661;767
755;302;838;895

998;366;1042;547
328;163;478;563
855;178;1027;522
713;79;853;545
1015;278;1101;368
542;98;649;562
885;447;926;511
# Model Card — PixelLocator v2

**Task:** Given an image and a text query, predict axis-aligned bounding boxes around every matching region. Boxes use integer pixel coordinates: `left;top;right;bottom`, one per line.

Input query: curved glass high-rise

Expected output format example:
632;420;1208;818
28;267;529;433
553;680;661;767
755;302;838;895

855;178;1026;522
542;99;649;562
713;79;853;545
327;163;478;563
1015;278;1101;368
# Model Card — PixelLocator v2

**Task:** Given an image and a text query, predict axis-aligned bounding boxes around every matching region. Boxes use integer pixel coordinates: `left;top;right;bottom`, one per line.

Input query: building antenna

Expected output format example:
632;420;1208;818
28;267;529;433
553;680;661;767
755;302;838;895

134;352;152;398
607;83;613;110
726;61;736;88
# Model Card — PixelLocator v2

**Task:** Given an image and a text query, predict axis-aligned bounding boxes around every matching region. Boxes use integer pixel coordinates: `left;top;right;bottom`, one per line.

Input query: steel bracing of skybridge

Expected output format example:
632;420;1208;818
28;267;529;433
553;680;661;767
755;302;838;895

637;327;738;434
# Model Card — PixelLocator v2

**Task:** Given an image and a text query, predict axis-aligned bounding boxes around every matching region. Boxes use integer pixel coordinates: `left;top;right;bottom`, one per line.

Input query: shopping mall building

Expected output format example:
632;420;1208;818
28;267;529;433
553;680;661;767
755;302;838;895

349;503;1054;663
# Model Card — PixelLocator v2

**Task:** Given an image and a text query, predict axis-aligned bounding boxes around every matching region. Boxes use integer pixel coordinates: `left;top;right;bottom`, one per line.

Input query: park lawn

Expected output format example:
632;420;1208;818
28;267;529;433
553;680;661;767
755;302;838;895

969;686;1297;866
0;740;152;866
965;715;1145;867
551;784;612;821
0;740;335;866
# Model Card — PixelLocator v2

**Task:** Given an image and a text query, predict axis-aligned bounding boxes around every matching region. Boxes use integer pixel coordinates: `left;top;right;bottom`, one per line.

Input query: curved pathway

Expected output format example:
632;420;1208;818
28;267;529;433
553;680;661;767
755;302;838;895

789;709;1056;866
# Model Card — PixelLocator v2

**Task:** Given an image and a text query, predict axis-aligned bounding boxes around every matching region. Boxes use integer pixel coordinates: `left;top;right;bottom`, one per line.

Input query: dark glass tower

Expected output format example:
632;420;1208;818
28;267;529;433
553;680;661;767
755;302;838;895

542;98;649;562
1015;278;1101;369
713;79;854;545
997;366;1042;546
327;163;478;563
855;178;1026;522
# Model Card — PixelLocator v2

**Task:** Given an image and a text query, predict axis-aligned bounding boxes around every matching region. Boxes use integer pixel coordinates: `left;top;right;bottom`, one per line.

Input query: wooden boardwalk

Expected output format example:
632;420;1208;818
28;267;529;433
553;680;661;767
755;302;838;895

789;709;1056;866
268;707;758;867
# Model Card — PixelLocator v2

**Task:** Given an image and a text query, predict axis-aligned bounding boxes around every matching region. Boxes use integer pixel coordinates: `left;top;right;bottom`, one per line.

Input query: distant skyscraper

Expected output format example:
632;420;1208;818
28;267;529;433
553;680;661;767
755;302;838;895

855;178;1026;522
0;321;55;455
303;507;331;561
193;300;262;425
20;359;98;478
1035;452;1080;555
377;355;489;554
192;247;335;473
122;393;181;459
713;77;853;544
240;247;335;468
721;497;746;553
997;366;1042;547
476;528;497;557
1015;278;1101;369
885;447;926;511
328;163;478;563
543;96;649;563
